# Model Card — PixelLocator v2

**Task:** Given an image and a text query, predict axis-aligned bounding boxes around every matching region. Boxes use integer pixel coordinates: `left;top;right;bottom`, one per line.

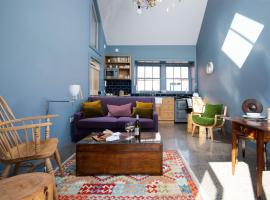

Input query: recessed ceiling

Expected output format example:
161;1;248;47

97;0;208;45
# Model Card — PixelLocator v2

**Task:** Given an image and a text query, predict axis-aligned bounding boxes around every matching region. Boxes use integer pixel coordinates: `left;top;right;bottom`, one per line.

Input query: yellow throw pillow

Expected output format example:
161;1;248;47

82;100;103;118
136;101;153;109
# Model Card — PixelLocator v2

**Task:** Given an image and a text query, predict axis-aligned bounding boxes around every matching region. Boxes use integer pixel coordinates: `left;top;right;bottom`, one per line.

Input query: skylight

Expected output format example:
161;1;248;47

222;13;264;68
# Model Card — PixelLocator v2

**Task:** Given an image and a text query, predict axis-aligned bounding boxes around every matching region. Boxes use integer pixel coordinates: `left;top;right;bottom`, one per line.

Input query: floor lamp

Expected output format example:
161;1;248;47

46;85;83;115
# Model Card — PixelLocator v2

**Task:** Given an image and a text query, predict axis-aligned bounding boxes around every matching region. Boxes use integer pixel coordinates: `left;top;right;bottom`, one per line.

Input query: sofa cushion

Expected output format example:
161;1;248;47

131;107;153;119
77;117;117;129
117;117;154;129
82;100;103;118
136;101;153;109
107;103;132;117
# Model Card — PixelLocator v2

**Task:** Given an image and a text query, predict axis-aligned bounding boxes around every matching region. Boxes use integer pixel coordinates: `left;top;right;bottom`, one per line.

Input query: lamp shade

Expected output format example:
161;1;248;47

69;85;83;100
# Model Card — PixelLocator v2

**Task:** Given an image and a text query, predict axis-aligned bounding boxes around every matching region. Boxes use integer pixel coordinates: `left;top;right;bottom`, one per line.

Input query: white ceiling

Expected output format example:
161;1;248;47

97;0;208;45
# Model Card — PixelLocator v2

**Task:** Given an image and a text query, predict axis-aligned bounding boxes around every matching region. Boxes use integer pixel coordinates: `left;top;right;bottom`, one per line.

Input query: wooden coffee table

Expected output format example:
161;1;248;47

76;132;163;176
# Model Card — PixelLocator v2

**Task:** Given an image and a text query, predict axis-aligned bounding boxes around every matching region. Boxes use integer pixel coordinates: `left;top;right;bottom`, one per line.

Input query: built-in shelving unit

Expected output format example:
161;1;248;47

105;56;131;80
104;55;132;95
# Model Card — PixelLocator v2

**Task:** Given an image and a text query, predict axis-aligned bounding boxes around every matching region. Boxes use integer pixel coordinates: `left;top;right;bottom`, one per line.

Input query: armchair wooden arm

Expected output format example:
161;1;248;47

213;115;226;127
191;112;202;117
0;114;58;127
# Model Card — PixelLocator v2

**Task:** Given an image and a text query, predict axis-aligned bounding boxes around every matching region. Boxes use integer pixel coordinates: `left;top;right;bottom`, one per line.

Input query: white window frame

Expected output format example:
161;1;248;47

90;5;98;50
165;66;190;92
136;65;160;92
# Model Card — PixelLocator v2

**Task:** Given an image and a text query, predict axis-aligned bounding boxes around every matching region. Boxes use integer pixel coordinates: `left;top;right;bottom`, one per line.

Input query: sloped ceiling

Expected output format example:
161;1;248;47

97;0;208;45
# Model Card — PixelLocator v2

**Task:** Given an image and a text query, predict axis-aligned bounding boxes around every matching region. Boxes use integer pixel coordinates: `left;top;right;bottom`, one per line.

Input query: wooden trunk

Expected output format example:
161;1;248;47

76;143;163;176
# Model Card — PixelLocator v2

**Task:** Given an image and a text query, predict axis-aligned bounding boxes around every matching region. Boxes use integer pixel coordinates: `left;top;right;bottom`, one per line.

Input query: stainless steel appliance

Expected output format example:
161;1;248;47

105;68;119;79
175;98;188;122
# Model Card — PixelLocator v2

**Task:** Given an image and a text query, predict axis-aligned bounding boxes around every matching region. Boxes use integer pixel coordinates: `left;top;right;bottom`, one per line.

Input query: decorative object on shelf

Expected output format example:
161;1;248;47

46;84;83;114
206;61;214;74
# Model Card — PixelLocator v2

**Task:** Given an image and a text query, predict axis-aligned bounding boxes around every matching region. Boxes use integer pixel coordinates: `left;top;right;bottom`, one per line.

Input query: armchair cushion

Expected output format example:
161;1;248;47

202;104;223;118
192;115;223;126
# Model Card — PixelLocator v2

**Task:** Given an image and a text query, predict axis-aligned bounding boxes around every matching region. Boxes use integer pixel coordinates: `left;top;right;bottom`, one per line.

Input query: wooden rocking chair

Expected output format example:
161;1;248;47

0;96;64;178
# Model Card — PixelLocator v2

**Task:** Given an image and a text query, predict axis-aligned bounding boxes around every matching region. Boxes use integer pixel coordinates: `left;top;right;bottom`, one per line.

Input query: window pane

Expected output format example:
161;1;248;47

166;67;174;78
153;79;160;91
90;6;98;49
137;66;144;78
166;79;174;91
137;79;144;91
174;67;181;78
145;67;152;78
153;67;160;78
145;79;152;91
181;67;189;78
182;79;189;92
174;79;181;91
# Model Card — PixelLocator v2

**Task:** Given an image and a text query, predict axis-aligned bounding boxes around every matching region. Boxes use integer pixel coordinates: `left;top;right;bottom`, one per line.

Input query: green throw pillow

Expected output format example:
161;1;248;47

132;107;153;119
202;104;223;118
82;100;104;118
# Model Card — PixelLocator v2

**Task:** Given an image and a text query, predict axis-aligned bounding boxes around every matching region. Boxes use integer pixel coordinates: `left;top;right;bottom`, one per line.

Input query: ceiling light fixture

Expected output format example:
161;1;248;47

134;0;162;14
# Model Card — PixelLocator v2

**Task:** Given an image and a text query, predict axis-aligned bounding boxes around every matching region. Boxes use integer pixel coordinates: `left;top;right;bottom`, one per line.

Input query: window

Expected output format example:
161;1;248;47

90;6;98;49
166;66;189;92
222;13;264;68
137;66;160;91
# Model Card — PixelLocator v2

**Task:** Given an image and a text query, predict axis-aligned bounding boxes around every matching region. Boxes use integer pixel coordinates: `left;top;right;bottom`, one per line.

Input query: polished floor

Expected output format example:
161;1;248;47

60;123;269;200
159;123;269;200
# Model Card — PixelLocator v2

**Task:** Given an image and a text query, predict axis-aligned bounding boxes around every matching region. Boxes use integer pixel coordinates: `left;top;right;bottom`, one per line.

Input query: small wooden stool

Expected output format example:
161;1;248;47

0;172;57;200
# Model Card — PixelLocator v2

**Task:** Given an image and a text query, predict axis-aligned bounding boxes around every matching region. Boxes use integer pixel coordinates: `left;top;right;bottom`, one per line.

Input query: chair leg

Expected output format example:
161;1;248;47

221;126;226;135
264;142;268;170
209;128;214;141
13;162;21;175
45;158;54;176
54;149;64;176
45;158;58;200
1;164;12;178
192;125;196;136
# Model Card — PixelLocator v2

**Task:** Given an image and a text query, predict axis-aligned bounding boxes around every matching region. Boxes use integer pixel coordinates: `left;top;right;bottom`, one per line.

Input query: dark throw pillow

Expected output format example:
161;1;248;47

132;107;153;119
82;100;104;118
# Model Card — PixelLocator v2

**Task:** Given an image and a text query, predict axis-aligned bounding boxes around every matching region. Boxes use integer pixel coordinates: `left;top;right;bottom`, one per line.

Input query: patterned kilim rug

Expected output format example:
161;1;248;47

55;150;201;200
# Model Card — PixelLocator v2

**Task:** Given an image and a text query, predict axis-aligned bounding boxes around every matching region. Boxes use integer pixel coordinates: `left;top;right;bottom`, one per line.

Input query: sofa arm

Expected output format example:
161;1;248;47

153;111;158;132
74;112;84;123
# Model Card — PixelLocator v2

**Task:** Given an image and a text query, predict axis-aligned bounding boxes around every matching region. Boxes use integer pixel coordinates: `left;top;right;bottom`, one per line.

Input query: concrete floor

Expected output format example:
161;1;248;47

60;123;269;200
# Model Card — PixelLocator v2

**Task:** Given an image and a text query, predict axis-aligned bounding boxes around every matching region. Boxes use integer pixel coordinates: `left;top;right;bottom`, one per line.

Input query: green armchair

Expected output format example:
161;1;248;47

191;103;227;141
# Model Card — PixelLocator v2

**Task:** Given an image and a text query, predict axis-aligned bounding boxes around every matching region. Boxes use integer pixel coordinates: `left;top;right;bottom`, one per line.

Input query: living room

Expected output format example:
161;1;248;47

0;0;270;199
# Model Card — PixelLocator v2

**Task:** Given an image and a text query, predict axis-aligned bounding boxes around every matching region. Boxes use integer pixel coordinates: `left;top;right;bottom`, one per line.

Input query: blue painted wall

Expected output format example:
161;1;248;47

0;0;106;161
105;45;197;93
197;0;270;117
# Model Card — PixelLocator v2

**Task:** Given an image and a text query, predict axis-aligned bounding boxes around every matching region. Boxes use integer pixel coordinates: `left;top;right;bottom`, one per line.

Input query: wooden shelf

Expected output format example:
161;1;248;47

105;55;132;80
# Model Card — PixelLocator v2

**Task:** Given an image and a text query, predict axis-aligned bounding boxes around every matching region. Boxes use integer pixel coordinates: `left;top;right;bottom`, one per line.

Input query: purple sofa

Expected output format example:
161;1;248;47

73;96;158;141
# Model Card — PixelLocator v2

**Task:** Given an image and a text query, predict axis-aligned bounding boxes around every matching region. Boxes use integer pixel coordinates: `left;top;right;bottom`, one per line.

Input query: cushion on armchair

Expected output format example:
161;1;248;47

192;115;223;126
202;104;223;118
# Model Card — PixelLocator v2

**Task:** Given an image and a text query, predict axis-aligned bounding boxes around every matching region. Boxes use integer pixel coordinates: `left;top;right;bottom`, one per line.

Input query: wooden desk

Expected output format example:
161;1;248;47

228;117;270;198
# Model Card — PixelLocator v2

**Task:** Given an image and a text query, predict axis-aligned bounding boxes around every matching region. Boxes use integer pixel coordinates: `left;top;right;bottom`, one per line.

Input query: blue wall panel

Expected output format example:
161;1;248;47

197;0;270;117
0;0;106;161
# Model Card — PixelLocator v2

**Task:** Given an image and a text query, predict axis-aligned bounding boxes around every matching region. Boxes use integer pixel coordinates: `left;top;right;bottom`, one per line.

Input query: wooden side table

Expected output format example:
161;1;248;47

0;172;57;200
